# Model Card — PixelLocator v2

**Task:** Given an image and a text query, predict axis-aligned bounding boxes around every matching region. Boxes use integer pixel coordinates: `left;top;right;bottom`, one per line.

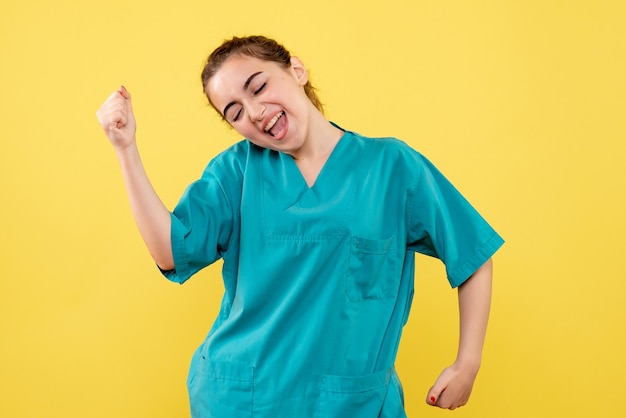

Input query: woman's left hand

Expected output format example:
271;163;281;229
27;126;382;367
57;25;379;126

425;361;479;410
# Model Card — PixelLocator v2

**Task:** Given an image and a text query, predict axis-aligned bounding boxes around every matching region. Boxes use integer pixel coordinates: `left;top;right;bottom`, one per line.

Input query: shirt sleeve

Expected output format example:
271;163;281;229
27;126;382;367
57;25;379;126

406;153;504;288
160;151;242;284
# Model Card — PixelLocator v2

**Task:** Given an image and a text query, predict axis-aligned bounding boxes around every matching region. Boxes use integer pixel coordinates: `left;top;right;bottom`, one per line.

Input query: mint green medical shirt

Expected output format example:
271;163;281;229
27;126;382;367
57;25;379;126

162;127;504;417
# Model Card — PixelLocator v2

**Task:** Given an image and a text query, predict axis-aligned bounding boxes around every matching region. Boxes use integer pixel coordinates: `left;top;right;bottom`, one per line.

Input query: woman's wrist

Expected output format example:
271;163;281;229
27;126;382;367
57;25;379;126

454;351;482;376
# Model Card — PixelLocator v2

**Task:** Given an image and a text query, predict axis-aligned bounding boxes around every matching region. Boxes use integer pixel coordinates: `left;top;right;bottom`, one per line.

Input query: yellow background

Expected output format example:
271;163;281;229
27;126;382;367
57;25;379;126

1;0;625;416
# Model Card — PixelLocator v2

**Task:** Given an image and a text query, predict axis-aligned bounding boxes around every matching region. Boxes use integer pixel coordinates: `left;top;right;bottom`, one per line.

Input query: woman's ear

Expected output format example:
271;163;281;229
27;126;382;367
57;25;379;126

290;56;309;86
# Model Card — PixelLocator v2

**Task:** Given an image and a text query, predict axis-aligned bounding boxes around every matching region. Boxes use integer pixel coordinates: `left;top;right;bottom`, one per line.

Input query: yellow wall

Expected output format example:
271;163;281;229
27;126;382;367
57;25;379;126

1;1;624;416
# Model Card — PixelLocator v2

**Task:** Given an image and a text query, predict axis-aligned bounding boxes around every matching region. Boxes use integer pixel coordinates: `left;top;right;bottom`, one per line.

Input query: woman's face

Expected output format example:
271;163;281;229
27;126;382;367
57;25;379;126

206;54;312;155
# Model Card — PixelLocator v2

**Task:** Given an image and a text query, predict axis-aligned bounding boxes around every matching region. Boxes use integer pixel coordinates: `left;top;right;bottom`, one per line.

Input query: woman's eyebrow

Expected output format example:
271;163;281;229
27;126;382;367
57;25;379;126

223;71;264;117
244;71;263;90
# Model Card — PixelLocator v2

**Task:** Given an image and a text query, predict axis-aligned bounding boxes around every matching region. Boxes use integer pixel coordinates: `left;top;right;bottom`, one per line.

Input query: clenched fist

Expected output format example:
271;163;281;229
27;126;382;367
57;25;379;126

96;86;137;150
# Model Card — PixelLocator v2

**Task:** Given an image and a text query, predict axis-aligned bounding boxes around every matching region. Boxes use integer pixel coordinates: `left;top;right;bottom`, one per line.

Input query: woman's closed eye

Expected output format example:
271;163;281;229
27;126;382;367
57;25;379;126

254;83;266;95
232;107;243;122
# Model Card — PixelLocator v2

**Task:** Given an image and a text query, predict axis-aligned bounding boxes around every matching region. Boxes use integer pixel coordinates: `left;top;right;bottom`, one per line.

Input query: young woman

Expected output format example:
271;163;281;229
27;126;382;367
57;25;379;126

96;35;504;417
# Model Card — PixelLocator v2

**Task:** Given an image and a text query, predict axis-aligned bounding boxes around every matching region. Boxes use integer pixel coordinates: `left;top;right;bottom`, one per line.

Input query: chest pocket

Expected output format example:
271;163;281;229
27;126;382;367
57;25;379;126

346;236;398;302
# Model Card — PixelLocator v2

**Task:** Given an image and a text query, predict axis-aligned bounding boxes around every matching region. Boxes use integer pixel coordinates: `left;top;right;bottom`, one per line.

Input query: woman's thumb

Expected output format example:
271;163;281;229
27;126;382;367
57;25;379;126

426;385;444;406
118;85;134;119
119;85;131;100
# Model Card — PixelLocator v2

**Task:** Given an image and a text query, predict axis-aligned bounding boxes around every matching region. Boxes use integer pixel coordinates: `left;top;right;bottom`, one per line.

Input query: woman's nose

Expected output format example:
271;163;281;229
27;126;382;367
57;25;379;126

247;102;265;122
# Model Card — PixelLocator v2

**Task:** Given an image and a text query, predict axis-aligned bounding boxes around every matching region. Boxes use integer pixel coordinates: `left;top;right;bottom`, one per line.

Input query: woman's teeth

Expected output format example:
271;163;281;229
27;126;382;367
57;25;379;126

264;111;284;134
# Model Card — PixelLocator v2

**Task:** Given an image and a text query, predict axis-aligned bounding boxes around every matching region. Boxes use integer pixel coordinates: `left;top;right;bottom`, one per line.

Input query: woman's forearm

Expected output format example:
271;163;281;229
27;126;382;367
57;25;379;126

455;258;493;373
425;258;494;409
115;143;174;271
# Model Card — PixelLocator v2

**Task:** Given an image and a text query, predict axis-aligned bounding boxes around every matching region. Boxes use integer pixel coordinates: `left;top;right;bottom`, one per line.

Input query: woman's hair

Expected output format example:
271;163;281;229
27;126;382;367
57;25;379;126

201;35;323;114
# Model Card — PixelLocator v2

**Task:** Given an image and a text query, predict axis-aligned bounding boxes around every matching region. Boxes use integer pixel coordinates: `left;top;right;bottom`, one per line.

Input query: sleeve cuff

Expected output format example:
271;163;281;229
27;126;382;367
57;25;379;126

159;213;192;284
447;232;505;288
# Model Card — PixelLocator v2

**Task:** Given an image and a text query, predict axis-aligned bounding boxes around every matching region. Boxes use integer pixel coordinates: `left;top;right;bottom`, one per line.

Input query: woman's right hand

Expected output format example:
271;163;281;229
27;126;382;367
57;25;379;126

96;86;137;150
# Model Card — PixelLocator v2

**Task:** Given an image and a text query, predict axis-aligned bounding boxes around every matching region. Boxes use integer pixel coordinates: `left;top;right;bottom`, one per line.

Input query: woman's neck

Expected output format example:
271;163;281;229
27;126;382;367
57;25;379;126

289;111;344;187
290;111;344;162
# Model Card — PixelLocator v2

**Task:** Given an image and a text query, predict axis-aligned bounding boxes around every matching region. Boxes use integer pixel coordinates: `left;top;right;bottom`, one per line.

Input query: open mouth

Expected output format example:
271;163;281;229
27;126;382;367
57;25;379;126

264;111;286;137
